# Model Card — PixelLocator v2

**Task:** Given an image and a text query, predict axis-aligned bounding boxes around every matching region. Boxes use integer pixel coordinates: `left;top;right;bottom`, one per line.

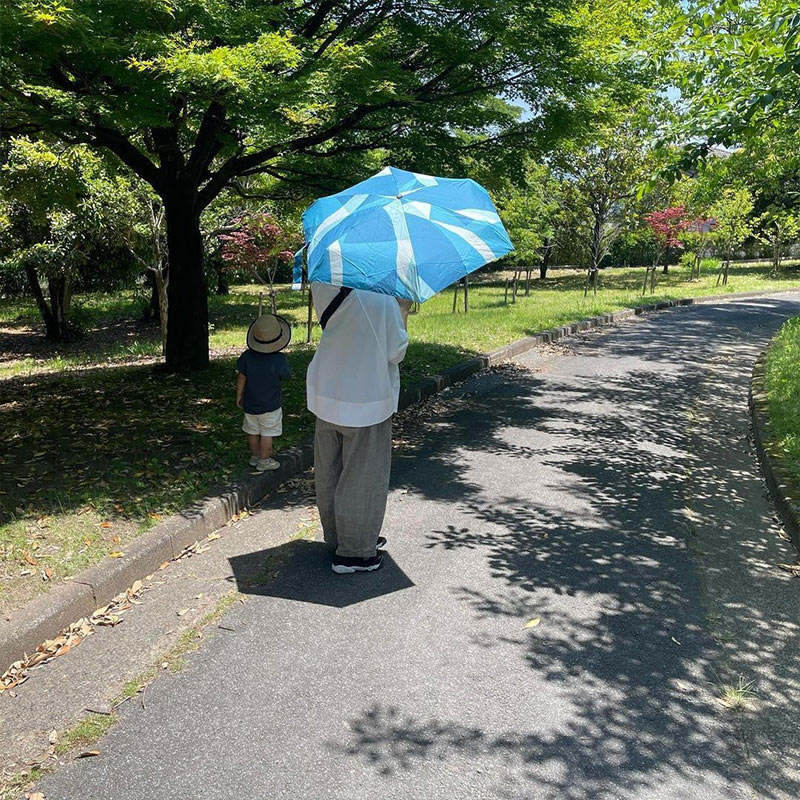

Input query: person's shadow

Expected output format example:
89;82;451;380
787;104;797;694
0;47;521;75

229;540;415;608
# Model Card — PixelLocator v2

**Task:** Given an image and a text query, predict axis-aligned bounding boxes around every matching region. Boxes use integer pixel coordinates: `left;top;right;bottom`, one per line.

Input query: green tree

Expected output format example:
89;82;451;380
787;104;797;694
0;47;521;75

556;116;652;294
758;207;800;273
1;0;588;370
0;138;143;340
497;164;565;280
710;187;755;286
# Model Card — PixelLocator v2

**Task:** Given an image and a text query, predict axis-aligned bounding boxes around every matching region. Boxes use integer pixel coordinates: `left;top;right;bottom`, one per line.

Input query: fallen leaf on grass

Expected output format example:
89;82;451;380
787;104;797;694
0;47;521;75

23;551;39;566
524;617;541;629
42;566;53;582
99;522;112;529
112;535;120;544
83;537;92;546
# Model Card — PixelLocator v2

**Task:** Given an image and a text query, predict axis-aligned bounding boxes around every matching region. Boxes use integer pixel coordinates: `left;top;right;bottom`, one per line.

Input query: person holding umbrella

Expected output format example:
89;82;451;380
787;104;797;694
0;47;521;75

300;166;512;574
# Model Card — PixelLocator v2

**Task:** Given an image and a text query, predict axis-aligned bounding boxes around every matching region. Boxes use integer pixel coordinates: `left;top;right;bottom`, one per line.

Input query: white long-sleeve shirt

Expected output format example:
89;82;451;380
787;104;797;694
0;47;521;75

306;283;409;427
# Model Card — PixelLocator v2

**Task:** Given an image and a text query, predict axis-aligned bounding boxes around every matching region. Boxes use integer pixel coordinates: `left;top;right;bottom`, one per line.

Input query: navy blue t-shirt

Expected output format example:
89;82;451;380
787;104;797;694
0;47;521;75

236;350;292;414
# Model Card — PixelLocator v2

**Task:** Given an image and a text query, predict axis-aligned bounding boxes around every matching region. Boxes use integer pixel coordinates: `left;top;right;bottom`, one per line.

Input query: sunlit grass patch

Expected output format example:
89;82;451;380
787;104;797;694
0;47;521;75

764;315;800;491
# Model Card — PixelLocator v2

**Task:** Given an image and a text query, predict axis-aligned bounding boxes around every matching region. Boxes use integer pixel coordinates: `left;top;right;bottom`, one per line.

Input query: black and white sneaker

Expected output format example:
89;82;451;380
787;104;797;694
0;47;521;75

376;536;387;549
331;553;383;574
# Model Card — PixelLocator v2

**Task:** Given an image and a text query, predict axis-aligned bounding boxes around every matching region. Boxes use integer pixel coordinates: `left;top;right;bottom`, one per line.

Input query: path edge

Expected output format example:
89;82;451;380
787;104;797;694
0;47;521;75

3;286;799;668
749;348;800;553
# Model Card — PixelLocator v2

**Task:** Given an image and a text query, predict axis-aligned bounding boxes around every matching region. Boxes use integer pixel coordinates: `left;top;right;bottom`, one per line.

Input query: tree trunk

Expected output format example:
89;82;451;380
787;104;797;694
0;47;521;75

49;275;73;339
143;272;161;321
662;263;669;275
216;268;229;295
24;262;58;338
44;274;74;341
152;265;169;355
163;190;209;371
539;242;552;281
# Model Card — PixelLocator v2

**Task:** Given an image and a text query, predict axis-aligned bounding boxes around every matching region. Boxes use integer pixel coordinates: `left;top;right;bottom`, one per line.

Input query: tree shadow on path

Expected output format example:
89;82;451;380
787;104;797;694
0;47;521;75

331;298;800;799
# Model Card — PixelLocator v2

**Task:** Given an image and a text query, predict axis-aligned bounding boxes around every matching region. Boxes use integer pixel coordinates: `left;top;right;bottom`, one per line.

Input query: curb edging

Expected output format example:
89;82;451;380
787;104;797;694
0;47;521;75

3;286;799;668
749;350;800;553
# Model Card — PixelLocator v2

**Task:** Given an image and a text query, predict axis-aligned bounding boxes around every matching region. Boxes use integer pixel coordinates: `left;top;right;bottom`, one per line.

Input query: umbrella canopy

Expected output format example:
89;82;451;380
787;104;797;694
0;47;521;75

300;166;513;303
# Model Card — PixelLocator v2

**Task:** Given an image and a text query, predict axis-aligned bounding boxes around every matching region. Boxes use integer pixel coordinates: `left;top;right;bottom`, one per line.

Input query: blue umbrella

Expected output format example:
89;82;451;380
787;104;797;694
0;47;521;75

295;166;513;303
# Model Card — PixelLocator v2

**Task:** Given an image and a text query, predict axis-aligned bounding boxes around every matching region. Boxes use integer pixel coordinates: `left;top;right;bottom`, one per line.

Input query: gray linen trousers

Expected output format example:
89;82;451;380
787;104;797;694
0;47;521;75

314;415;393;558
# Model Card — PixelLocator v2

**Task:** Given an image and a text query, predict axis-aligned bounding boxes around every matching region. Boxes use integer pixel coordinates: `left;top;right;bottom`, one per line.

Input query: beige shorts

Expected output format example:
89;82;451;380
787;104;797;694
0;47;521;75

242;408;283;437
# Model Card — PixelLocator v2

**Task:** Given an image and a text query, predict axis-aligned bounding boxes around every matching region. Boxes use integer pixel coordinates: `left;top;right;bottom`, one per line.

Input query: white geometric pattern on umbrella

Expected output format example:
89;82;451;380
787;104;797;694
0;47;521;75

295;166;513;302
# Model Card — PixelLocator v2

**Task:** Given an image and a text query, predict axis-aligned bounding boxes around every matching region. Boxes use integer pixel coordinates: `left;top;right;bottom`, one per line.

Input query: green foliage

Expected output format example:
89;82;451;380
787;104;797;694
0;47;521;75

495;163;565;265
0;138;149;336
710;187;756;257
765;315;800;491
677;2;800;154
758;207;800;269
0;0;589;191
556;111;657;270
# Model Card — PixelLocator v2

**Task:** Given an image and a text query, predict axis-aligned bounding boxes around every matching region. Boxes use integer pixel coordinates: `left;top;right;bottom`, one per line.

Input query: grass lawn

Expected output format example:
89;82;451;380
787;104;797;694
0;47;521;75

764;314;800;493
2;260;799;614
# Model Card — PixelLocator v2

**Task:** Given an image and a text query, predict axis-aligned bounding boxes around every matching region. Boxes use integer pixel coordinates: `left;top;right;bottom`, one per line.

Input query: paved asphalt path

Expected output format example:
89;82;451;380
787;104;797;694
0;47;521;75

40;294;800;800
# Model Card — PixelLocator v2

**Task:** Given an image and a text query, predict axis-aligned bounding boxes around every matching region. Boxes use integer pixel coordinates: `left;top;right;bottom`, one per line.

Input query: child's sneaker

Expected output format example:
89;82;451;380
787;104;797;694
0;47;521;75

255;457;280;472
249;456;259;467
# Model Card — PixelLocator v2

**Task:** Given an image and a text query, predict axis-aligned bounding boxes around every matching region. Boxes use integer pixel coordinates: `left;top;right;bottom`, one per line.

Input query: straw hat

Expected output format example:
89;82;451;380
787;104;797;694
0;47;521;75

246;313;291;353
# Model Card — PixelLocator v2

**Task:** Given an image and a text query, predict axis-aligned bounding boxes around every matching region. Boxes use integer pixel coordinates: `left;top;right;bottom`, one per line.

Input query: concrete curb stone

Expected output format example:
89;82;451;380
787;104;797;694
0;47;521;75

749;349;800;553
2;286;799;669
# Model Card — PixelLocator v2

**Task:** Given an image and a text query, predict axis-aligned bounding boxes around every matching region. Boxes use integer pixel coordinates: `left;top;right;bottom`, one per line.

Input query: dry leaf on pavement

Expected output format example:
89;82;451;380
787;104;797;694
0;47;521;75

524;617;541;628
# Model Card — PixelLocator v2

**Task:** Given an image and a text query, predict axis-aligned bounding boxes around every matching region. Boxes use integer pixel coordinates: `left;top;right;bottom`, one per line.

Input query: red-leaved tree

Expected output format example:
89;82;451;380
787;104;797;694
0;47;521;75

218;214;299;313
644;206;691;274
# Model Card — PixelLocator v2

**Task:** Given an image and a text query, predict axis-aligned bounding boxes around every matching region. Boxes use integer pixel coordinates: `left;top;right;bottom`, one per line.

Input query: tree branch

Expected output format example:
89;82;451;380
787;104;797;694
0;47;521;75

90;126;162;192
185;100;227;185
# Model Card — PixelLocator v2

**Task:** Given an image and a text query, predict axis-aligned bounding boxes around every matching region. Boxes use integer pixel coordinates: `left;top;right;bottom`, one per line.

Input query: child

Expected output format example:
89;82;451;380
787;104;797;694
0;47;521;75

236;313;292;472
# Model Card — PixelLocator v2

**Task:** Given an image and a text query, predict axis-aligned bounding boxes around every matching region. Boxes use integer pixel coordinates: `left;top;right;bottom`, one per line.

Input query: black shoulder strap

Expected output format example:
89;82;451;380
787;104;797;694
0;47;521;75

319;287;353;330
